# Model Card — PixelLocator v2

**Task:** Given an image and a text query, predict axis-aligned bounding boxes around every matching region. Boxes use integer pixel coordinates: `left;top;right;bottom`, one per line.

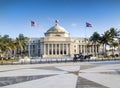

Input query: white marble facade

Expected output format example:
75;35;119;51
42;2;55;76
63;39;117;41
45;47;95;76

29;20;99;58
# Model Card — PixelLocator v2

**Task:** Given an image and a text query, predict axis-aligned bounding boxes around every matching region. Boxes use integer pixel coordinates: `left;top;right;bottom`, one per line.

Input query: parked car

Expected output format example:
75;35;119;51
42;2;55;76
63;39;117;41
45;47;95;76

73;54;84;61
90;56;96;60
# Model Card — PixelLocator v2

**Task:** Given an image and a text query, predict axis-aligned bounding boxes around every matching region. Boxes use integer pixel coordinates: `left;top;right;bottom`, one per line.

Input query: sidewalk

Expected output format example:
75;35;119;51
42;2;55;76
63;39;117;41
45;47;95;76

0;61;120;88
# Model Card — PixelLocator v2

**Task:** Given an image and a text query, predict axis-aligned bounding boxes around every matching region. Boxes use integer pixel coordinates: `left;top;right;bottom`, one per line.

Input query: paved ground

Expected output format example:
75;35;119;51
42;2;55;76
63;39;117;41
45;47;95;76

0;61;120;88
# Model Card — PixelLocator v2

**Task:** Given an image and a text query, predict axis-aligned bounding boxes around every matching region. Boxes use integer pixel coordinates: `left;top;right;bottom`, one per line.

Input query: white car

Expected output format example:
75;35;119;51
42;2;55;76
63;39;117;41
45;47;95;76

19;57;31;63
90;56;96;60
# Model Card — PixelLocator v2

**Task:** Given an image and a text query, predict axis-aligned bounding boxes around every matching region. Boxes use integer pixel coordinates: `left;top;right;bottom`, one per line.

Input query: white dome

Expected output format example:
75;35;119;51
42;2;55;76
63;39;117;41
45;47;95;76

45;20;70;37
46;24;69;33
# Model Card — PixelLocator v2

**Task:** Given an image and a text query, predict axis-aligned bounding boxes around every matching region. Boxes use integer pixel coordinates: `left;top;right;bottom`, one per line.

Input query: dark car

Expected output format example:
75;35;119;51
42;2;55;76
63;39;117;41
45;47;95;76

73;54;84;61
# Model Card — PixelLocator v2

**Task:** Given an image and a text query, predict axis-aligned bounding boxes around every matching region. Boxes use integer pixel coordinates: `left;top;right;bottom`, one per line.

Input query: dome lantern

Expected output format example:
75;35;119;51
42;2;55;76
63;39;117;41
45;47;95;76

55;20;59;26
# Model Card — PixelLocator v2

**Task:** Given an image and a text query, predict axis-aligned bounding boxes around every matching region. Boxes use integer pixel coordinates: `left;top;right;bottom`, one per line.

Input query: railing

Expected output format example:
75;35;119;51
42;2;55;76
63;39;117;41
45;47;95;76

0;57;120;65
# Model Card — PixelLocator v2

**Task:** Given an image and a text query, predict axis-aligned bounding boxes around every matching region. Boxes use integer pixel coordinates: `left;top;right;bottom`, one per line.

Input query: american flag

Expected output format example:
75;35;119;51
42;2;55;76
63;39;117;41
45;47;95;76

31;21;38;27
86;22;92;27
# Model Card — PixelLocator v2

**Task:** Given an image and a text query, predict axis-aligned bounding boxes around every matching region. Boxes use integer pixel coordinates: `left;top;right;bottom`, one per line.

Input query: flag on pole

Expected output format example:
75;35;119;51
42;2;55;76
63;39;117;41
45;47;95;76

31;21;38;27
86;22;92;27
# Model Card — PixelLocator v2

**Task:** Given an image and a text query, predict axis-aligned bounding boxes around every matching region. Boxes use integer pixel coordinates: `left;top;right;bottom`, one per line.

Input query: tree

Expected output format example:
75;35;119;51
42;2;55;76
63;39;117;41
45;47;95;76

15;34;29;57
100;28;120;57
109;28;120;39
90;32;101;56
109;28;120;56
0;34;29;60
110;42;119;56
0;35;15;59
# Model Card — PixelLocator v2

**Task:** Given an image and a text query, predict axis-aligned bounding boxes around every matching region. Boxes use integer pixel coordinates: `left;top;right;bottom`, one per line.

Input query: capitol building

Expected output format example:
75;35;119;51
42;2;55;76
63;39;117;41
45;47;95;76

29;20;100;58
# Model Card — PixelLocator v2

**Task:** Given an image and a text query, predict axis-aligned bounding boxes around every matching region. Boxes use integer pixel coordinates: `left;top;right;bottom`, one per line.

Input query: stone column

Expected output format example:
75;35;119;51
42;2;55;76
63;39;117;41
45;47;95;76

81;45;82;54
47;44;49;55
97;45;99;55
59;44;60;55
92;45;94;56
51;44;53;55
44;44;46;55
62;43;64;55
84;45;85;55
66;44;68;55
95;45;98;56
90;46;91;54
68;44;70;55
55;44;57;55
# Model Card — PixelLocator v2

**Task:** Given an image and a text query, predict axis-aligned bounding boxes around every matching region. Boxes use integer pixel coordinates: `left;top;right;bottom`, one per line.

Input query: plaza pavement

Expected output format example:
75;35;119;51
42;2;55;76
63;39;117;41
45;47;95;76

0;61;120;88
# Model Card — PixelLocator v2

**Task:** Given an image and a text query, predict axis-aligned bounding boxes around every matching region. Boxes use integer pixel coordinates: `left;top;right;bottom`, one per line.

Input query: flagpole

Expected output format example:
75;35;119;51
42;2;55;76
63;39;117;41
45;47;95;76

28;38;31;58
29;20;38;58
85;22;92;56
85;25;87;56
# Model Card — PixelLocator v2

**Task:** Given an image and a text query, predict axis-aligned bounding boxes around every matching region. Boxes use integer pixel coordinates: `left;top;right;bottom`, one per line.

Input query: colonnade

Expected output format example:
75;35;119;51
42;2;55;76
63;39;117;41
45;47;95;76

44;43;70;56
79;45;98;56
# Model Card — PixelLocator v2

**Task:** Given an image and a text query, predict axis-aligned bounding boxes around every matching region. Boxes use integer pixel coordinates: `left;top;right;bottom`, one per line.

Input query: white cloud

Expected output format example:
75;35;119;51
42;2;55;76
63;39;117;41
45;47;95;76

37;29;46;32
118;24;120;27
71;23;77;27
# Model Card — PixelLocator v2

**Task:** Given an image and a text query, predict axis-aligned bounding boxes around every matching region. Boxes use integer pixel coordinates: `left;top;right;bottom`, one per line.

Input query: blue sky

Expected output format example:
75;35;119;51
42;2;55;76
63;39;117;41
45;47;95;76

0;0;120;38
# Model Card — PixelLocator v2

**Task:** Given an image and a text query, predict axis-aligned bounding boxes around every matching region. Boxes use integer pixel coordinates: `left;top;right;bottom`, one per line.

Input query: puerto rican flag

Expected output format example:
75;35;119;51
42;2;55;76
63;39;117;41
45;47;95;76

86;22;92;27
31;21;38;27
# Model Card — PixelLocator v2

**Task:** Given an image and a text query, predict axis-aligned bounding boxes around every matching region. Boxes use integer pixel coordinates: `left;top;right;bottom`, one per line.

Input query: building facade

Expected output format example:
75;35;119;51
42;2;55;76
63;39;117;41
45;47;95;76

29;20;100;58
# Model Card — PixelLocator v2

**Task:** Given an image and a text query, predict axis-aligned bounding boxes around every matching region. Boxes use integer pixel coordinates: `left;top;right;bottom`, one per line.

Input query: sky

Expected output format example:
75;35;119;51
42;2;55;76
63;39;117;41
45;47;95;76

0;0;120;38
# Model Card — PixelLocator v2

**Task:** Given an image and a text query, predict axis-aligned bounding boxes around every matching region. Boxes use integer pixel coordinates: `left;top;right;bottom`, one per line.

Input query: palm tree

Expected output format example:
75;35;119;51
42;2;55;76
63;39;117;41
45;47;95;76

118;38;120;56
0;34;29;61
109;28;120;56
90;32;101;56
109;28;120;38
110;42;119;56
100;30;110;57
0;38;5;58
100;28;120;57
16;34;29;57
0;35;14;59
